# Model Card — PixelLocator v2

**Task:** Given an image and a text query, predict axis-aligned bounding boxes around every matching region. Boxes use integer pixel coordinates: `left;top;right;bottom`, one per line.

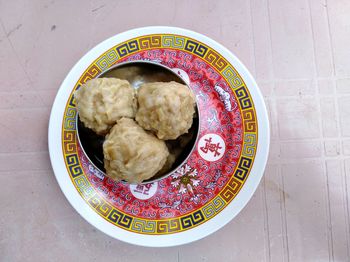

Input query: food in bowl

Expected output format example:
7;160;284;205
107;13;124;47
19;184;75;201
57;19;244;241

136;81;196;140
74;78;136;135
103;118;169;183
74;72;196;183
158;128;195;174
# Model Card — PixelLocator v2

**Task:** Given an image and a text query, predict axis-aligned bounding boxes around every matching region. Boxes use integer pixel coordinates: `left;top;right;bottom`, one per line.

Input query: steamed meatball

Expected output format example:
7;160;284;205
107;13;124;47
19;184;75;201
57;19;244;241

103;118;169;183
159;128;196;175
74;78;136;135
135;81;196;140
157;153;176;176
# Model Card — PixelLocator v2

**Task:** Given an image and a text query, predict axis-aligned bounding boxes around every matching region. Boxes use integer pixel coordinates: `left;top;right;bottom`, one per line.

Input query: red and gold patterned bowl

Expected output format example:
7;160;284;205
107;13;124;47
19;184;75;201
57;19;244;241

48;26;270;247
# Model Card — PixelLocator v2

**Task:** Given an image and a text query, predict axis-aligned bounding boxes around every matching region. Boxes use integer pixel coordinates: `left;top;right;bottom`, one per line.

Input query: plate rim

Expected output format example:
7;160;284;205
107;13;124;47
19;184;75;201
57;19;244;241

48;26;270;247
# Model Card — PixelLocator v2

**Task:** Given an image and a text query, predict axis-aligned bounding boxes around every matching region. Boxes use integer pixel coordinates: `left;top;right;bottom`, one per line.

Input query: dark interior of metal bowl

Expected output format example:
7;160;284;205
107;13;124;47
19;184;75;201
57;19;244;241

76;62;199;183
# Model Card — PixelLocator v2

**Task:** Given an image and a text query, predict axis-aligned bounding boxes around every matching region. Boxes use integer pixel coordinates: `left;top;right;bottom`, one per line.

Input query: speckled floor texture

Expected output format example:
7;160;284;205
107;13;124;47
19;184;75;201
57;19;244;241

0;0;350;261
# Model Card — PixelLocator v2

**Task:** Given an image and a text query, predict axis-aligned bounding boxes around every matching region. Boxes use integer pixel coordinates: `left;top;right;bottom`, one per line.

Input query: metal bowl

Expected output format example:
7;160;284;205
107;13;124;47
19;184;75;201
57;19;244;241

76;61;199;184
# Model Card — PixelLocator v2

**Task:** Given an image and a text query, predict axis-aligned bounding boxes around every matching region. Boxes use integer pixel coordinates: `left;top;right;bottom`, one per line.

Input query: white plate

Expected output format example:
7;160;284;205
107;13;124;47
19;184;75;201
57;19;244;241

48;26;269;247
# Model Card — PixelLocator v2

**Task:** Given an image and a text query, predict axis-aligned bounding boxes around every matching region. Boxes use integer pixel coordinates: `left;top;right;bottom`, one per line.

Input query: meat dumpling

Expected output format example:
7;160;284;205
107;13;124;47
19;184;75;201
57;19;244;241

74;78;136;135
103;118;169;183
135;81;196;140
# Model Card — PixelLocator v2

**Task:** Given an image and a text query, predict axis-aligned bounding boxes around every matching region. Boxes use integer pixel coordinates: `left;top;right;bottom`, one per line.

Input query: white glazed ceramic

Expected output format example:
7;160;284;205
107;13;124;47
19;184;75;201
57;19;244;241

48;26;269;247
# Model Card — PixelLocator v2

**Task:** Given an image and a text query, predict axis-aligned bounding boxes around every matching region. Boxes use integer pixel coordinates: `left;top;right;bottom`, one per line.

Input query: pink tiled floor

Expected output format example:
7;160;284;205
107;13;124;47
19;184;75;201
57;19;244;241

1;0;349;261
